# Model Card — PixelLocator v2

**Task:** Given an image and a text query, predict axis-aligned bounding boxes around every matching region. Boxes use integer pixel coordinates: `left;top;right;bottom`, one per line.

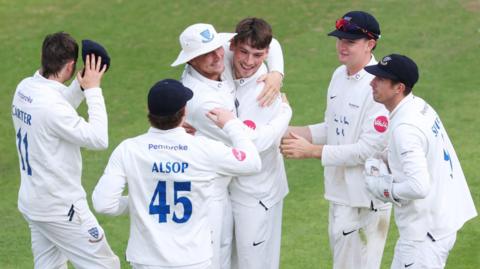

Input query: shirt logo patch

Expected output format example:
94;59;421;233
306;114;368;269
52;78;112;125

243;120;256;130
374;116;388;133
232;148;246;161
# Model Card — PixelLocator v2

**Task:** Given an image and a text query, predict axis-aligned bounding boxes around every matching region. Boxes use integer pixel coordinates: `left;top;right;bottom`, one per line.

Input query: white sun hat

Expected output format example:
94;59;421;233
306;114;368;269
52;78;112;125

171;23;237;67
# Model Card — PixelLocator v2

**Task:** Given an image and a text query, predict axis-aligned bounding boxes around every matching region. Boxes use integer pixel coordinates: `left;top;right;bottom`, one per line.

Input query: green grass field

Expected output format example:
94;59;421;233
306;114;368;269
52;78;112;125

1;0;479;268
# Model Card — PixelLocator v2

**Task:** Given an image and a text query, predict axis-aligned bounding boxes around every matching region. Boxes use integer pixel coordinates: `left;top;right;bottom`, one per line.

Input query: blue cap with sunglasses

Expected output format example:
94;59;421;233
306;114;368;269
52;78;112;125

328;11;381;40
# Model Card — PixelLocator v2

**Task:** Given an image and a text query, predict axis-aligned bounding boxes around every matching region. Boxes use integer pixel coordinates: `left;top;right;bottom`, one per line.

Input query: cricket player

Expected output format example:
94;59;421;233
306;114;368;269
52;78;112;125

92;79;262;269
11;32;119;268
280;11;392;269
171;23;291;269
364;54;477;269
227;18;289;269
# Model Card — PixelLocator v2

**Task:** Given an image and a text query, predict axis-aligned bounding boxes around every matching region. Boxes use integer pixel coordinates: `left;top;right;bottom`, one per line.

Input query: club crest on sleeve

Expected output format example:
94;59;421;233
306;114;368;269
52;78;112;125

232;148;246;161
200;29;214;43
374;116;388;133
243;120;256;130
383;189;390;198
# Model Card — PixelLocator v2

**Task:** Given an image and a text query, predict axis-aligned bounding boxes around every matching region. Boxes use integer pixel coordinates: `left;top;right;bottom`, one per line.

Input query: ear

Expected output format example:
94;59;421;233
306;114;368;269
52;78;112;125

396;82;406;95
66;59;75;71
367;39;376;51
229;41;235;51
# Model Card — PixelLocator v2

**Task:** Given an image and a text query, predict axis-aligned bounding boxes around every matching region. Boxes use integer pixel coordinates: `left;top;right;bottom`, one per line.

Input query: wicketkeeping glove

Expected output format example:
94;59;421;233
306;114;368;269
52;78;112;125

365;174;401;206
365;157;389;176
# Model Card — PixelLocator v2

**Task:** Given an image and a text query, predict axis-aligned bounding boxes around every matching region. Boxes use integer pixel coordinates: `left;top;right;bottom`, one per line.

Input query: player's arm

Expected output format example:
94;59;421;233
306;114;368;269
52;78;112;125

321;100;388;166
257;38;284;107
48;55;109;150
92;143;129;216
190;99;233;145
62;78;85;108
389;124;431;200
244;98;292;152
206;108;261;175
280;122;327;159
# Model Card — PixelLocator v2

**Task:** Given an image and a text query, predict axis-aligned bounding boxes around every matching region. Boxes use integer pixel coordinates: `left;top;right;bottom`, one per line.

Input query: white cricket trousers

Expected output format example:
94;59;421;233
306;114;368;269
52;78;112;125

232;200;283;269
23;200;119;269
391;233;457;269
208;195;233;269
131;260;211;269
328;202;391;269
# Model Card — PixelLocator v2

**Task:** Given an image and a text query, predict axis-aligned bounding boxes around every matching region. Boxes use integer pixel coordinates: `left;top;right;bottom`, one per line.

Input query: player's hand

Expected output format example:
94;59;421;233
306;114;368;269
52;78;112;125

365;157;389;176
365;174;402;206
257;71;283;107
77;54;107;90
182;122;196;135
207;108;235;129
280;132;323;159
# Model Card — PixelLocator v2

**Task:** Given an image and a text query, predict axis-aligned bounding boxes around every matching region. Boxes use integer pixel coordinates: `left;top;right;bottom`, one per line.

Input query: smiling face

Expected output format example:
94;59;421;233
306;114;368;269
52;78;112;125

230;41;268;79
188;46;225;81
336;37;375;75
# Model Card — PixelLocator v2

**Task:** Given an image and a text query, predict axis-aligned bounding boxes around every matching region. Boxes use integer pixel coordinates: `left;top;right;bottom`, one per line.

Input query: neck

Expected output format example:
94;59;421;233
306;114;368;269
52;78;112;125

386;95;405;112
346;54;371;76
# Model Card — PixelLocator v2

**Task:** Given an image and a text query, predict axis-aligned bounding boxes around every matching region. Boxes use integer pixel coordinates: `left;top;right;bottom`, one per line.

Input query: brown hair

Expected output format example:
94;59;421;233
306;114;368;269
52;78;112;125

233;17;272;49
148;107;185;130
41;32;78;78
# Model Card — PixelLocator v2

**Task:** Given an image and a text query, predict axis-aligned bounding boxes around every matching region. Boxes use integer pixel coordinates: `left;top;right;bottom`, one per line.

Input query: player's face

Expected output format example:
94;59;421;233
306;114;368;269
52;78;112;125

189;47;225;81
230;41;268;79
370;76;401;111
336;38;374;72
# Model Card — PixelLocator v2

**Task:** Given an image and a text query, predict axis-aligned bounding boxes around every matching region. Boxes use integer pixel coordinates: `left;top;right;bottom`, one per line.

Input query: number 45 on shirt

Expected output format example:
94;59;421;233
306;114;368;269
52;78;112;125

149;180;192;223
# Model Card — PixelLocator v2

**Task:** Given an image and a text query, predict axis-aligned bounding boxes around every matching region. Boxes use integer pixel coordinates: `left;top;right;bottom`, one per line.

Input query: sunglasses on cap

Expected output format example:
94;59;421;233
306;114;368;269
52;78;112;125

335;18;379;40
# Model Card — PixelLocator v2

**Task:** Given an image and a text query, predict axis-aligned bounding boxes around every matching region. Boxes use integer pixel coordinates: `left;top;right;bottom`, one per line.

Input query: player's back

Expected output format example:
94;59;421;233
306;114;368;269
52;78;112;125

119;127;241;266
12;73;86;221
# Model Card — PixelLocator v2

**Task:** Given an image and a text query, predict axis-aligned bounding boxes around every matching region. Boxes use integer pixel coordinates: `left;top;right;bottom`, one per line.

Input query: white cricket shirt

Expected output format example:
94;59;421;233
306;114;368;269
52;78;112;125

388;94;477;241
12;71;108;221
309;56;390;208
229;63;291;208
92;121;261;266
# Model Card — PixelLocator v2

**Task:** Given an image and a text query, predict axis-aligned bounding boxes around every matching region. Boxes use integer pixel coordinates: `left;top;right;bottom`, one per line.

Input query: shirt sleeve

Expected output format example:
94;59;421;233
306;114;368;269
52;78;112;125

391;124;431;200
206;120;262;176
309;122;327;144
245;102;292;152
189;99;232;146
92;143;129;215
47;87;108;150
265;38;284;76
322;98;388;167
61;79;85;108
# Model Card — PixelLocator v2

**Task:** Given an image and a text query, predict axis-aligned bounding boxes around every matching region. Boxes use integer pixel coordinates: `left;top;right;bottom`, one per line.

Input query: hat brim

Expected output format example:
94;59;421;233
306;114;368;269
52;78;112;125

364;65;399;80
171;32;237;67
327;29;367;40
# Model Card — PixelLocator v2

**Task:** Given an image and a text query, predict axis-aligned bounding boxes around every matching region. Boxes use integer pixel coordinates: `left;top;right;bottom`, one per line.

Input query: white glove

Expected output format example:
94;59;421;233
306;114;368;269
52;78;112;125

365;174;402;206
365;157;389;176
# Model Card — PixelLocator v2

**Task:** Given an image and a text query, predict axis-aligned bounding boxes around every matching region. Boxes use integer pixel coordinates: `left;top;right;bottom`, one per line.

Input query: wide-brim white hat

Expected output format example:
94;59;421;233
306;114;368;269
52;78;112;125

171;23;236;67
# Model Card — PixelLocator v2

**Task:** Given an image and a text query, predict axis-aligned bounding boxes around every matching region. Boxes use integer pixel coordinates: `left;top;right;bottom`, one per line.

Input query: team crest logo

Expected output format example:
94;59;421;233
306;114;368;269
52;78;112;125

243;120;256;130
87;227;104;243
343;16;352;21
374;116;388;133
232;148;246;161
380;56;392;66
200;29;214;43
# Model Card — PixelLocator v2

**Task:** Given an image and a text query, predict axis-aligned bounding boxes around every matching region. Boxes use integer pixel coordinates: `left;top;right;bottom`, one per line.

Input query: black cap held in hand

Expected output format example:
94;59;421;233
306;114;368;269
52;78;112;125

148;79;194;116
82;40;111;71
328;11;381;40
364;54;419;88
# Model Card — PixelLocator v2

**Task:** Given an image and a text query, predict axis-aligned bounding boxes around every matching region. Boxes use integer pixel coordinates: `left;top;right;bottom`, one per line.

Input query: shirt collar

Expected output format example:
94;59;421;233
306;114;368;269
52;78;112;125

389;93;415;120
344;54;377;81
33;70;68;91
148;126;186;135
186;65;230;90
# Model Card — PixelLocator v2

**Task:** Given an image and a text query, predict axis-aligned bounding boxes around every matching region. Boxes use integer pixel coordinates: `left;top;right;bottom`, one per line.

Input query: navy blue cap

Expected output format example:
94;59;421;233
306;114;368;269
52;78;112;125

328;11;380;40
82;39;110;71
365;54;419;88
148;79;194;116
